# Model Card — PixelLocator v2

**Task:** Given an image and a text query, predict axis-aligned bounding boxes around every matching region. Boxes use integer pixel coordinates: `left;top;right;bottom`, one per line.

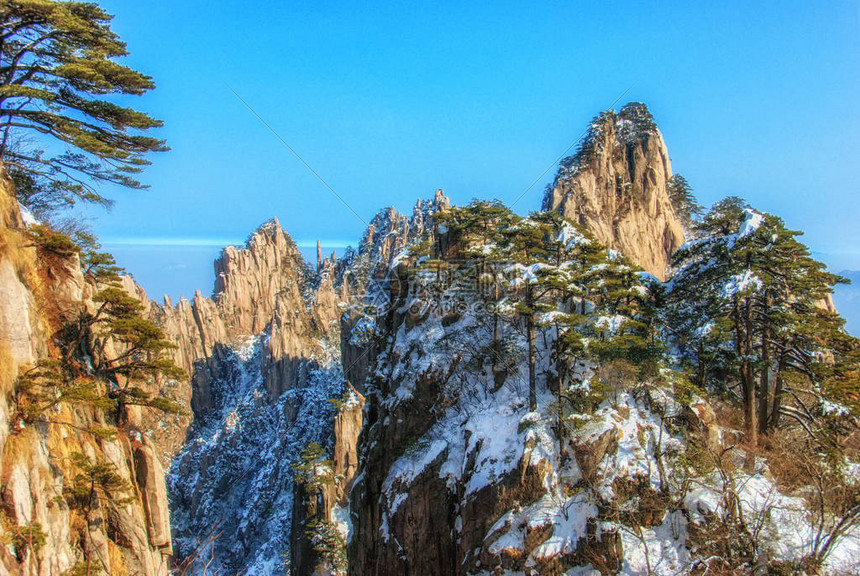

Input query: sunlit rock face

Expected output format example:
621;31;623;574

542;103;685;280
0;173;173;576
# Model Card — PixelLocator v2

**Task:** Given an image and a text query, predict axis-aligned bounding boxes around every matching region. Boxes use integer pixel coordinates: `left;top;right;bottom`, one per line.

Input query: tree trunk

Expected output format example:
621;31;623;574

743;299;758;449
758;316;770;437
526;282;537;412
734;298;757;450
696;341;706;389
554;331;564;448
769;352;787;431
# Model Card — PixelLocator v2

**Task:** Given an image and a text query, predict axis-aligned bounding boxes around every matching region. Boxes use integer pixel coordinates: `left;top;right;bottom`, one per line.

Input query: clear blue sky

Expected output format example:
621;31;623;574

80;0;859;304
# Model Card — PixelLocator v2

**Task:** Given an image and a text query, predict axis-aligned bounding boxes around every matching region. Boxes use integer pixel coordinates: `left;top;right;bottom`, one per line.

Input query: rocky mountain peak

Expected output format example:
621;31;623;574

213;217;309;336
352;189;450;281
542;102;685;280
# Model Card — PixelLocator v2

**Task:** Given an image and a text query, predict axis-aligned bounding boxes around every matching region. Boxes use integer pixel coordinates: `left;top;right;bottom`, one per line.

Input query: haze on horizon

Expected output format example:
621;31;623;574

75;1;858;310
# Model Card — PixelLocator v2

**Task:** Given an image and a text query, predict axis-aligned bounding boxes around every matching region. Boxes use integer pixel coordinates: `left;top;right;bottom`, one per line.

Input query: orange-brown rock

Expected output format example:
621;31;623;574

0;173;172;575
542;103;685;280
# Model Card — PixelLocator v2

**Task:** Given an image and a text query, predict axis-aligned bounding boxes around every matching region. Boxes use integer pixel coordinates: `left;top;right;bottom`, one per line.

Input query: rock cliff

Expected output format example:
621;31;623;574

0;170;173;575
167;191;451;575
542;103;685;280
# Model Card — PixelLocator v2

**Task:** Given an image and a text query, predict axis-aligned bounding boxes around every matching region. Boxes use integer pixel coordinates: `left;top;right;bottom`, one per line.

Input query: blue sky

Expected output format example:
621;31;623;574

80;1;859;304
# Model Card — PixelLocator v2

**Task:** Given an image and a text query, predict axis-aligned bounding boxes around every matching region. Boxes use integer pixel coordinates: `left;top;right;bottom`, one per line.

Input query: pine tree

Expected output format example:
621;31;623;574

434;199;517;257
667;198;857;447
293;442;335;492
65;451;134;575
0;0;167;214
667;174;702;229
500;215;551;411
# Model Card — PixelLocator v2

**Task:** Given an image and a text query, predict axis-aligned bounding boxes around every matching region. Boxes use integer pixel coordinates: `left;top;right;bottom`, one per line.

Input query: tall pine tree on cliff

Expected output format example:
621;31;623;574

0;0;166;214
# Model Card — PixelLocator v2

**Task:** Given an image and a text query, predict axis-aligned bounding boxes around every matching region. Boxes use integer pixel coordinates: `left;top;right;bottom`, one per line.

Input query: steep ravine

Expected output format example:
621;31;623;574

163;192;450;574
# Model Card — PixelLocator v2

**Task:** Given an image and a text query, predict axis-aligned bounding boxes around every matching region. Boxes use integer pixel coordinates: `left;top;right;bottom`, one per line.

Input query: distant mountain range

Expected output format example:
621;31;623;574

833;270;860;336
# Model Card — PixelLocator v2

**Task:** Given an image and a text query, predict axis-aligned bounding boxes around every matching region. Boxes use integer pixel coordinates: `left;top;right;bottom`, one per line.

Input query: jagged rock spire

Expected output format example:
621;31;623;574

542;103;685;280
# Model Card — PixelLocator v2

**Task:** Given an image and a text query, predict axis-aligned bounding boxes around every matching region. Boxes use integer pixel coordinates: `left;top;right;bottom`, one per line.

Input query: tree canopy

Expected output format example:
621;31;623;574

0;0;166;214
667;174;702;229
666;200;858;447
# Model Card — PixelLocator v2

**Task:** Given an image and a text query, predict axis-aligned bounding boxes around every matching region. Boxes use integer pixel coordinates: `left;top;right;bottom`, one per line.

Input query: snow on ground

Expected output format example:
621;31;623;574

333;502;353;544
682;465;860;573
619;510;690;576
169;333;346;575
18;205;38;226
487;493;597;559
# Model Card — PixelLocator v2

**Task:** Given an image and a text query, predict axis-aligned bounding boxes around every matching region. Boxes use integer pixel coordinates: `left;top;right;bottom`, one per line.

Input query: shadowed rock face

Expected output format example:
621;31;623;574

542;104;685;280
166;193;452;575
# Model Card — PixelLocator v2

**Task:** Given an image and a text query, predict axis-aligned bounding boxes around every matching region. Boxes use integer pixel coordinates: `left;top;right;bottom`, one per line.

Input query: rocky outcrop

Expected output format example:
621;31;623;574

542;103;685;280
134;439;172;549
0;174;172;576
0;257;39;367
340;308;379;393
359;190;448;276
290;386;365;576
332;386;365;496
346;282;562;576
0;170;43;375
214;219;309;335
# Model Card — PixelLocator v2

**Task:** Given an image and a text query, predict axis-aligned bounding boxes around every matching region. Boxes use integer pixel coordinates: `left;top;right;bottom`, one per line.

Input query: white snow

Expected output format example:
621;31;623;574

738;208;765;238
168;332;347;575
18;205;38;226
594;314;626;336
333;502;353;544
721;269;763;298
618;511;690;576
821;399;850;417
556;222;592;250
348;313;378;346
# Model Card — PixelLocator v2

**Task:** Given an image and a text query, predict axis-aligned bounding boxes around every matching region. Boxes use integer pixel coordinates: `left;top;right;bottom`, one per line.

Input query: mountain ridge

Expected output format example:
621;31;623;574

1;103;858;575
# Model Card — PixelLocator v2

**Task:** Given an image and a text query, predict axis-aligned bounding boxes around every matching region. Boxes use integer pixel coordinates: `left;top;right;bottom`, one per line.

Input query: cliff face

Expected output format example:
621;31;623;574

121;218;344;459
347;254;578;575
167;192;450;575
0;179;354;574
344;214;860;576
542;103;685;280
213;219;308;336
0;172;172;575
